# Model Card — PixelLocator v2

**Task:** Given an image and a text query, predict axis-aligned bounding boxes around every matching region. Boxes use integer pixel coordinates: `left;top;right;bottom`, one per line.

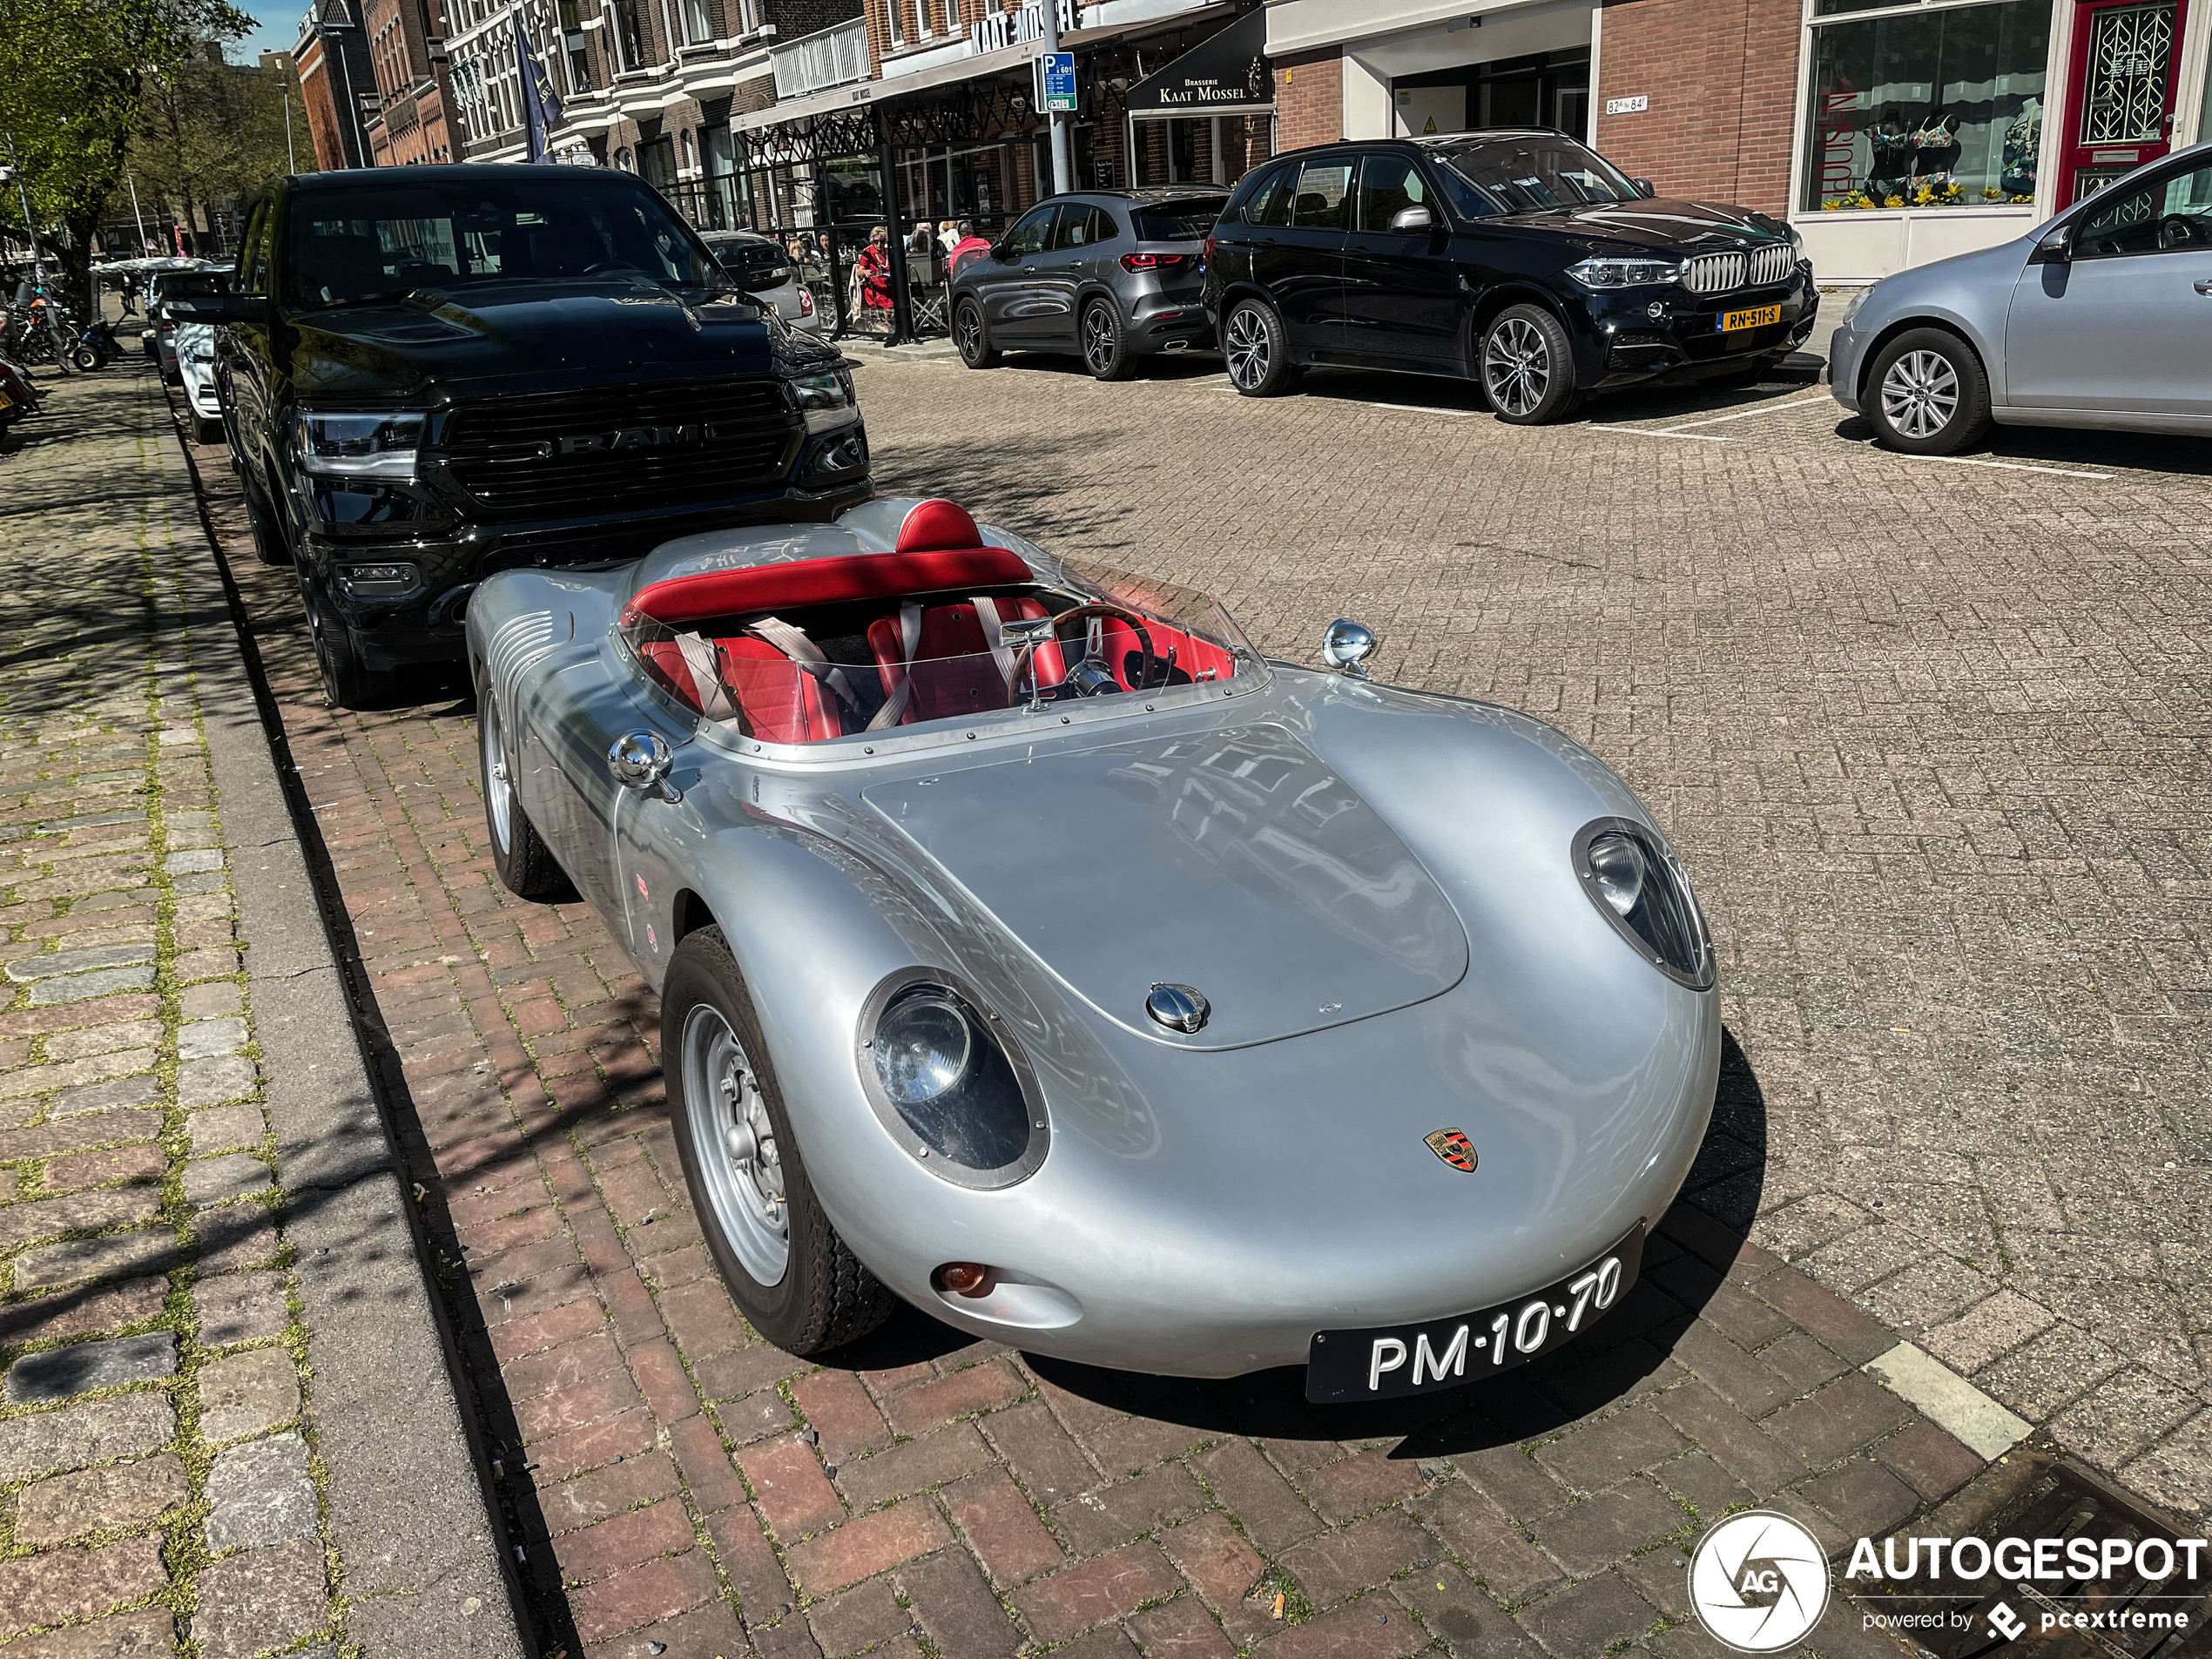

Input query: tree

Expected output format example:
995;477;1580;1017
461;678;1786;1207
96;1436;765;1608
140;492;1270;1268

131;49;300;256
0;0;251;313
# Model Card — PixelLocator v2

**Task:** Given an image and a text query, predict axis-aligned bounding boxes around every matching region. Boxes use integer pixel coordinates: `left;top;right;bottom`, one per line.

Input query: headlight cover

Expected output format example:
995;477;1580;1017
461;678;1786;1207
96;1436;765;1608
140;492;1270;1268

1572;818;1713;989
295;410;425;479
859;973;1048;1189
790;368;860;434
1567;256;1686;289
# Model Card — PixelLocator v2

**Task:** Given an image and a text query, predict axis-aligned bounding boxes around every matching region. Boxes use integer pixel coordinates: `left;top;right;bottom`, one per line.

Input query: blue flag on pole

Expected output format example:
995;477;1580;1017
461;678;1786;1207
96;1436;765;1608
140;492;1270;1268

515;13;565;162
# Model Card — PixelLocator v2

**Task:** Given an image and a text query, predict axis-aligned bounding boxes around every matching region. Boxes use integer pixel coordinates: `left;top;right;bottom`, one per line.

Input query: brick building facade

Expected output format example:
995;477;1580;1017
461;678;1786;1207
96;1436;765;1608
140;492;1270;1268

296;0;381;170
362;0;460;164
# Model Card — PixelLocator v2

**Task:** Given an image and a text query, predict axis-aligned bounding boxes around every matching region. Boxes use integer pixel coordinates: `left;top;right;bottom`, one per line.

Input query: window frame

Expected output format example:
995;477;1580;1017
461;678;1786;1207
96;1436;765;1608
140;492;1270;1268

1289;157;1355;232
1353;150;1433;233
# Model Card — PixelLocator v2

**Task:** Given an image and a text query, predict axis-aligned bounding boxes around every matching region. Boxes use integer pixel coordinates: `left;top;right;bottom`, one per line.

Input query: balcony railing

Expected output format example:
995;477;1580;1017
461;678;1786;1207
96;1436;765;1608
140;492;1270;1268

772;18;866;100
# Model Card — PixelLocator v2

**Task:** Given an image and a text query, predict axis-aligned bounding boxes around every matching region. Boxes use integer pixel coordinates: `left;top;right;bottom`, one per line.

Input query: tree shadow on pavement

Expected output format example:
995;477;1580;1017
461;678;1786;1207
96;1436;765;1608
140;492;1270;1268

1016;1029;1769;1459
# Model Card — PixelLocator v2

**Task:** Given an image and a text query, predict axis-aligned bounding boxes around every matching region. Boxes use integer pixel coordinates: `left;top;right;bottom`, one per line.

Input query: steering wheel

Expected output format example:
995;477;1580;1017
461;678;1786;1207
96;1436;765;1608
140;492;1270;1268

2160;214;2206;249
1022;602;1156;698
581;260;643;276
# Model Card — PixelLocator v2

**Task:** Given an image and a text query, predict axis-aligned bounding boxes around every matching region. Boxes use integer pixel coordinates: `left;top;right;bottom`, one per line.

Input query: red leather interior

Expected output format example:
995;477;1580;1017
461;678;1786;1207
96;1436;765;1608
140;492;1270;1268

625;544;1036;631
636;636;840;742
867;597;1067;725
1096;618;1238;690
894;498;984;553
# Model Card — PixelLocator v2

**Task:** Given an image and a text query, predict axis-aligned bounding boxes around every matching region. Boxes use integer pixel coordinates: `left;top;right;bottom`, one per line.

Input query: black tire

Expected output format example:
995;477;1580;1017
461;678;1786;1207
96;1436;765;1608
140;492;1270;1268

71;345;101;373
192;415;223;447
1480;304;1582;425
663;927;895;1356
304;583;388;710
1863;327;1992;455
473;661;570;900
1080;299;1135;381
954;298;999;369
241;472;293;568
1222;298;1301;396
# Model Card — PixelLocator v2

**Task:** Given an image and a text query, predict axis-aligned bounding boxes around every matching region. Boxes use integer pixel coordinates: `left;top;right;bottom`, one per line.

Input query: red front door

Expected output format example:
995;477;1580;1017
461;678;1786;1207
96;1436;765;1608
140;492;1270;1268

2057;0;2191;202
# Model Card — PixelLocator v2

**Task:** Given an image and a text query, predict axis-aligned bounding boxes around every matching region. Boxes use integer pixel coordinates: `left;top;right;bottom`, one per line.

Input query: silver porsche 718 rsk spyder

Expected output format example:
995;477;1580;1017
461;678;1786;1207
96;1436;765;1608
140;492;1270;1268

465;497;1720;1403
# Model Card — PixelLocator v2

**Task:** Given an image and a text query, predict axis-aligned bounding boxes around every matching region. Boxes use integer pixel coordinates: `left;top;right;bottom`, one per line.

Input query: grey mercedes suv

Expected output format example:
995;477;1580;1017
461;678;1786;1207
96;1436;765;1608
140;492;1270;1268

950;187;1228;380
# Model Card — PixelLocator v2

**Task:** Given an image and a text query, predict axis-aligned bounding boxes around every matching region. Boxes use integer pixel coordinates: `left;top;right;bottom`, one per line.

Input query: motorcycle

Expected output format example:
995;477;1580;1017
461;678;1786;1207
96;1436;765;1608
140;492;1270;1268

69;317;121;373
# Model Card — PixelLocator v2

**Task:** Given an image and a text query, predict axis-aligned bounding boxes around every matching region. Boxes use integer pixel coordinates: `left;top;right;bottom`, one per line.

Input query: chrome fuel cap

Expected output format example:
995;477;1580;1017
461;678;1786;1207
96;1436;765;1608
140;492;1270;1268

1145;983;1209;1034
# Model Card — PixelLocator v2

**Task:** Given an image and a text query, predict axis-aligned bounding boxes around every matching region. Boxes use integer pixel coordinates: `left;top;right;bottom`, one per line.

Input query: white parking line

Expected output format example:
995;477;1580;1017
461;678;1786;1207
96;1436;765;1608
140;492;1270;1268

1656;395;1835;432
1592;425;1735;443
1361;401;1481;418
1899;453;2113;481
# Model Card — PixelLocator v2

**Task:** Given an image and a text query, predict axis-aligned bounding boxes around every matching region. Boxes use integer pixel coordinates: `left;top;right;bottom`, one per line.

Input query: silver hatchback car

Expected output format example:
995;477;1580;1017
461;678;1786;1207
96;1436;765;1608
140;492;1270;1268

1831;141;2212;454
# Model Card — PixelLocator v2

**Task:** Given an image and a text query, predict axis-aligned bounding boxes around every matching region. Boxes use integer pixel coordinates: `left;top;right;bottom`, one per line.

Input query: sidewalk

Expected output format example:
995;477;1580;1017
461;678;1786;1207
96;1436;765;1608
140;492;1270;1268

0;366;523;1658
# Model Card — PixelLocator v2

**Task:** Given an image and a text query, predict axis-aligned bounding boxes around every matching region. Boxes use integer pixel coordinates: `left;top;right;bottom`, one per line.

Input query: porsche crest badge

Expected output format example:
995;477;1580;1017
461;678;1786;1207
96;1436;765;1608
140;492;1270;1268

1424;1128;1478;1171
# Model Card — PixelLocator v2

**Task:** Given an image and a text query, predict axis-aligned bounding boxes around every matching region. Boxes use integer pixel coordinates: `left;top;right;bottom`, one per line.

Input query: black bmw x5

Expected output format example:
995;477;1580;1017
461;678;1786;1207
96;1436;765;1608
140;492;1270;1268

1202;131;1817;422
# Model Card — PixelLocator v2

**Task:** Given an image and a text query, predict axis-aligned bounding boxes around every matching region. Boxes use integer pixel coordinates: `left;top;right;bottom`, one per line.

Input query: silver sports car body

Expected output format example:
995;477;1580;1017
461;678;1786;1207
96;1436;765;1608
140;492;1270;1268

466;497;1720;1400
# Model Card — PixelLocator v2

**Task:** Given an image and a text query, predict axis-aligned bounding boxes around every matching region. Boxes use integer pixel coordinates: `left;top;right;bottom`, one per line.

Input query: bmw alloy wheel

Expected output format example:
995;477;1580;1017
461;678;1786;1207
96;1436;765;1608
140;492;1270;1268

1082;305;1116;374
1483;317;1549;418
481;692;513;855
682;1004;789;1285
1879;349;1959;440
1224;306;1269;390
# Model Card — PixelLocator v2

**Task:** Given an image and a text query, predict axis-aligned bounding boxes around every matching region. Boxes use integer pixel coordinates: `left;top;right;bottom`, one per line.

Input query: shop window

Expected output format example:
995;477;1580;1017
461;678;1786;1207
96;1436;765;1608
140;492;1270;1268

1802;0;2048;211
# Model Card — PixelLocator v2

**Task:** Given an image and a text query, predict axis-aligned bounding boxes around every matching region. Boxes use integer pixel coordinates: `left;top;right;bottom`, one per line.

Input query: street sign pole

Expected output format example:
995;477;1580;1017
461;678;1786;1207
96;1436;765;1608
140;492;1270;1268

1039;2;1072;195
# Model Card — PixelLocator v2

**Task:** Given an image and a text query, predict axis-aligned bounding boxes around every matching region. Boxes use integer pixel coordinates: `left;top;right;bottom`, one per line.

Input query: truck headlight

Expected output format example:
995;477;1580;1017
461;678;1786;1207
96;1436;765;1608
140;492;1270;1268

789;369;860;434
294;411;426;479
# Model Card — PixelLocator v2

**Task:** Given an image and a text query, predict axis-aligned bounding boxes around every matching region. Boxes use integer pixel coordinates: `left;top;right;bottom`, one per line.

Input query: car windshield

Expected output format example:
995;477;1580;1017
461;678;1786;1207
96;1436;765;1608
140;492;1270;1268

1133;199;1227;240
285;176;737;309
621;557;1260;747
1433;136;1639;213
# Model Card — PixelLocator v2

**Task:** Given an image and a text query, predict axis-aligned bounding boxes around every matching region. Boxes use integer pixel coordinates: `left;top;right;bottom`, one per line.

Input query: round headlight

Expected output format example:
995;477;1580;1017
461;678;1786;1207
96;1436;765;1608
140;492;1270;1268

1587;832;1647;918
874;991;972;1105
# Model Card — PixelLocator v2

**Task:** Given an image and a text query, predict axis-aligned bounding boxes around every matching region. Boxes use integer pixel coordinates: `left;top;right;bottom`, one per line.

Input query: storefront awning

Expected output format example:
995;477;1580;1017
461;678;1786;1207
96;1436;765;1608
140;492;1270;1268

734;0;1232;132
1123;7;1269;116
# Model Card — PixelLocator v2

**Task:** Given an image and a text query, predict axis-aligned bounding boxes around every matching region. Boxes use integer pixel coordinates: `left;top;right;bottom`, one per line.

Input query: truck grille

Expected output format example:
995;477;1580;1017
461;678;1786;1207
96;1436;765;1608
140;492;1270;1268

442;378;799;519
1682;244;1796;295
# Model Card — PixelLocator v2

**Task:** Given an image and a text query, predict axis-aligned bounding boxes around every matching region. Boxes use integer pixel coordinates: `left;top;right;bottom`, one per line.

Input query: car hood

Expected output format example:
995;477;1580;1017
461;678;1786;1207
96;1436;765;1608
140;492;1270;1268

288;278;836;403
1510;197;1795;256
861;721;1470;1049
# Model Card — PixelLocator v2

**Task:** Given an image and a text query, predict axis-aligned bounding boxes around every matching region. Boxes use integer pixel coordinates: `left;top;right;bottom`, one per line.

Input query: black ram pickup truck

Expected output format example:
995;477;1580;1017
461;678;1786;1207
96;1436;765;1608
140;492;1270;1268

177;165;870;706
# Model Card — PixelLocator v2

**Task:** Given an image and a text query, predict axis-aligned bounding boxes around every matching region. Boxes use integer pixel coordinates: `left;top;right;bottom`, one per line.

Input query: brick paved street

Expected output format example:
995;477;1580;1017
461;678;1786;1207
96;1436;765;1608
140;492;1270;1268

132;343;2209;1658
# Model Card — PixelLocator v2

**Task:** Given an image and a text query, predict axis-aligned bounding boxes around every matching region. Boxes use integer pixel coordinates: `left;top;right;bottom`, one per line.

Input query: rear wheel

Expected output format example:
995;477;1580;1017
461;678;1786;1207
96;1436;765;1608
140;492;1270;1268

475;663;570;901
954;298;999;369
71;345;101;373
1223;299;1300;396
1081;299;1134;381
664;927;895;1356
1480;304;1581;425
242;475;293;568
1865;327;1991;455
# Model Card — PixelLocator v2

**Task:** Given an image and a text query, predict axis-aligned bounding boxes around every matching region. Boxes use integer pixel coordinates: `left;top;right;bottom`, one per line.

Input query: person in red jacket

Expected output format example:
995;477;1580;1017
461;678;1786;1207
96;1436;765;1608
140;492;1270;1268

948;219;993;278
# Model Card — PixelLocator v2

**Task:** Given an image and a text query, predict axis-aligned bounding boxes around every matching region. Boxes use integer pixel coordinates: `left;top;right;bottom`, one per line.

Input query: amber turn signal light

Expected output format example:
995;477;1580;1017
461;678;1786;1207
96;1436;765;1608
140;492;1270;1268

936;1262;992;1297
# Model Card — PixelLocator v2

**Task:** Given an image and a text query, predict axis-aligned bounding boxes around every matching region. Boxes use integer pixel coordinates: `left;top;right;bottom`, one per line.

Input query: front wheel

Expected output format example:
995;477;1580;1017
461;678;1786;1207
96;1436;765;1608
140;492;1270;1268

1480;304;1582;425
71;345;102;373
1081;300;1134;381
1223;299;1301;396
663;927;895;1356
954;298;999;369
475;663;570;901
1865;327;1991;455
304;583;389;710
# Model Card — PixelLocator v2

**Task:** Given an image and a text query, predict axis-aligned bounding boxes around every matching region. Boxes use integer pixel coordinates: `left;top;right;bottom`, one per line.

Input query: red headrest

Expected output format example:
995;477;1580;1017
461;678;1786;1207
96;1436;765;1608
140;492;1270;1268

894;498;983;554
625;546;1036;630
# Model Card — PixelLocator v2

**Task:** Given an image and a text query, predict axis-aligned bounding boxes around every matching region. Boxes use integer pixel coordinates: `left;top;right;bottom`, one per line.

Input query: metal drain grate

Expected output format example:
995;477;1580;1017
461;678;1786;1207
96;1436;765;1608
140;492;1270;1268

1848;1453;2210;1656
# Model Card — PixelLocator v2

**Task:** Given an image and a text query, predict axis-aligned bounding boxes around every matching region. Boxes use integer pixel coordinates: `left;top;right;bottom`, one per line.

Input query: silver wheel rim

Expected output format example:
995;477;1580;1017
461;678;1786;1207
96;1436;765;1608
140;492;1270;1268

1083;306;1116;374
1879;349;1959;440
957;303;981;361
1225;306;1270;389
682;1004;788;1286
1483;317;1549;417
481;693;513;854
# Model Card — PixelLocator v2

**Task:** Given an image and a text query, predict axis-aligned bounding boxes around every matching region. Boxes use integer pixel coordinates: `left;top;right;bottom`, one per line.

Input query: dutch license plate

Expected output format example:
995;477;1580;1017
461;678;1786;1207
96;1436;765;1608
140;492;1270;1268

1719;304;1782;334
1305;1224;1646;1403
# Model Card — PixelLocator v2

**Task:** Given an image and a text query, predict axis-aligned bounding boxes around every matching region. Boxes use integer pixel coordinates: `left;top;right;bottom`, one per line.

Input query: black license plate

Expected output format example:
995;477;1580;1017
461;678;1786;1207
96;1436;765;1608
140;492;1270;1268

1305;1224;1646;1403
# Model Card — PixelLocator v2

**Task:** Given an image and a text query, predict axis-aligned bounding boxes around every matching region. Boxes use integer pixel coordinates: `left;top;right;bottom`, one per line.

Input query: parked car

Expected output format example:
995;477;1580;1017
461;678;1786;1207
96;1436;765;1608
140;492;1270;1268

699;229;823;334
1202;132;1816;423
147;266;233;382
172;165;869;708
1831;143;2212;455
173;320;225;444
952;187;1230;380
465;494;1719;1386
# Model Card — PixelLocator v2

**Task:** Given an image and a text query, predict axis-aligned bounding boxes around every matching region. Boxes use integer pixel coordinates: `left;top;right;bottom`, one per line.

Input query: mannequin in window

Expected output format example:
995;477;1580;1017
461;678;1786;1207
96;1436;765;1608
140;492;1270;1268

2002;98;2042;195
1910;110;1963;195
1865;106;1914;200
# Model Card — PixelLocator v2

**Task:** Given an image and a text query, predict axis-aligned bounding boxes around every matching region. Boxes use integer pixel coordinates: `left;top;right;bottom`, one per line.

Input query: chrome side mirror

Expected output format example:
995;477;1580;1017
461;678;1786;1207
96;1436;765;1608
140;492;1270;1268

1321;618;1377;678
608;732;680;801
1389;205;1433;233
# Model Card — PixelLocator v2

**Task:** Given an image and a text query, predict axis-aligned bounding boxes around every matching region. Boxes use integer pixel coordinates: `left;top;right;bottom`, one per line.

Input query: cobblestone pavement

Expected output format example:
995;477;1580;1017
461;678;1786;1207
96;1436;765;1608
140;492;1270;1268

149;346;2210;1659
0;372;340;1656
